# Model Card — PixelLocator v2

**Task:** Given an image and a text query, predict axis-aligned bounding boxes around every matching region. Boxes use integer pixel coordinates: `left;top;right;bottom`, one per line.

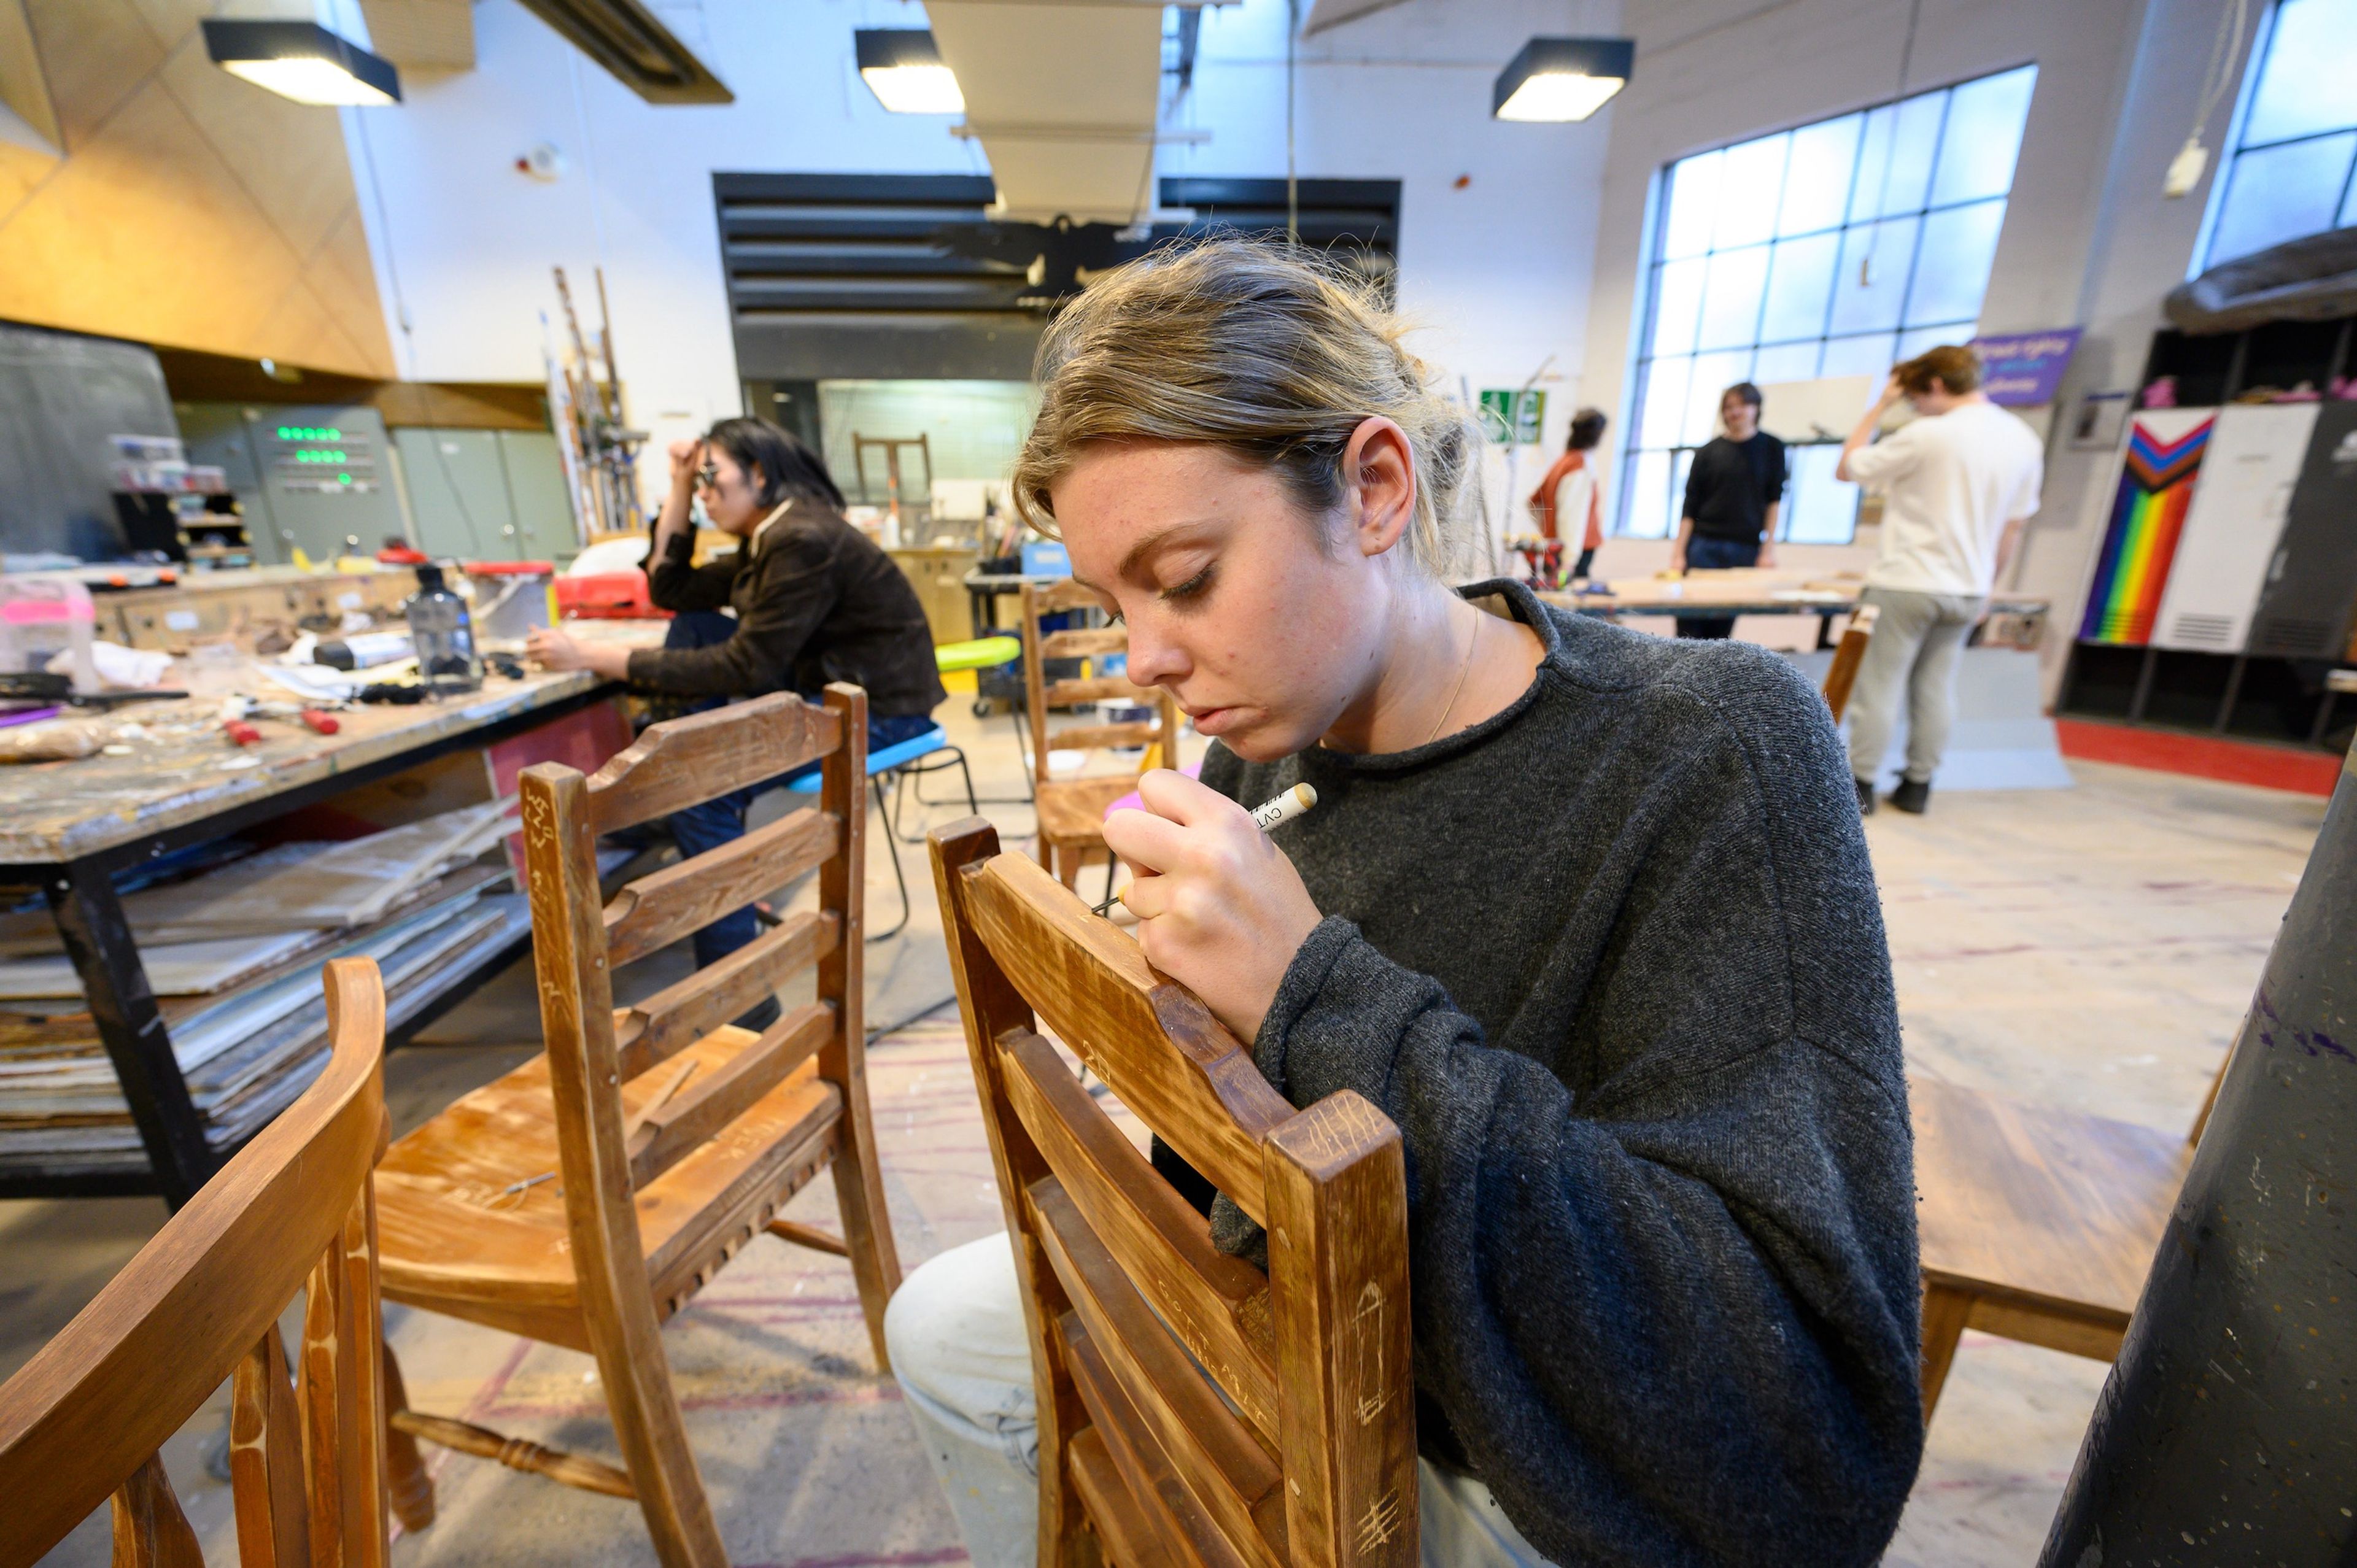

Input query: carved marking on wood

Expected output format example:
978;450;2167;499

1356;1487;1403;1553
1352;1280;1387;1426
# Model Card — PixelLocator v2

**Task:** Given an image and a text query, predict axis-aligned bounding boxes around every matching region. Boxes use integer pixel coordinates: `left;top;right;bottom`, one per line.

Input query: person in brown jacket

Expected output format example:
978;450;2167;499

529;417;943;995
1526;407;1609;579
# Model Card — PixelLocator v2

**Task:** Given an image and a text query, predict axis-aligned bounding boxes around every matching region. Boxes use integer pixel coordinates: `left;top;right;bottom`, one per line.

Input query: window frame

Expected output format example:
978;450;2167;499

1615;64;2040;544
2191;0;2357;275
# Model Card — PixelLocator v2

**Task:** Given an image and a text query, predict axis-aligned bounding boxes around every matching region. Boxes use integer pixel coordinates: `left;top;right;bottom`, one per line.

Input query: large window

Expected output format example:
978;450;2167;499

2199;0;2357;270
1620;66;2038;541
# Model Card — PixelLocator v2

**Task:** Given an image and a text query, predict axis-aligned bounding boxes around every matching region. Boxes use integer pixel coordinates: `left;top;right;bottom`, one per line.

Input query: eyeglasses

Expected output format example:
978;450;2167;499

695;463;720;490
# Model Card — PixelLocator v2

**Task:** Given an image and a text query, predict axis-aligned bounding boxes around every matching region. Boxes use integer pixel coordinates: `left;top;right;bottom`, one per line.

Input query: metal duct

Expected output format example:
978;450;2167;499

511;0;730;104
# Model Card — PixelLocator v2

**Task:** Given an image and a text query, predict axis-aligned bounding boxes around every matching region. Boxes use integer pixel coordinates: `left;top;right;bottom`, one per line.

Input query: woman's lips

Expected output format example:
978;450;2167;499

1185;705;1242;736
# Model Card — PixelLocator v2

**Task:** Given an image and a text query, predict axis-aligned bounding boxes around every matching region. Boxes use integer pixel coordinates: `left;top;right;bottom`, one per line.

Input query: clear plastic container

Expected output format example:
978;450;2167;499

0;576;98;693
406;562;481;694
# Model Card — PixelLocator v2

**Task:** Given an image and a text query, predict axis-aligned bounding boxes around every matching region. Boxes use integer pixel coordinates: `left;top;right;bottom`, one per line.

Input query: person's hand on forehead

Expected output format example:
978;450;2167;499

1103;768;1322;1043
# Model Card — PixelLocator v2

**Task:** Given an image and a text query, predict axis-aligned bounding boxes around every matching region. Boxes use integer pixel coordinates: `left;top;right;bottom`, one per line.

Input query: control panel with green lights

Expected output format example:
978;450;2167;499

266;422;378;495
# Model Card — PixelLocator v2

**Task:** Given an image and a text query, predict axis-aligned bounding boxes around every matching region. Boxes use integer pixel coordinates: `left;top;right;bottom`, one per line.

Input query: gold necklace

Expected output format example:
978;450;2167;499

1423;609;1482;746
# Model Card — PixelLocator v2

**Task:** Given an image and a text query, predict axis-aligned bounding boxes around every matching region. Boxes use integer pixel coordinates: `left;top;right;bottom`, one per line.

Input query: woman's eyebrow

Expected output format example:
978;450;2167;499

1115;522;1213;582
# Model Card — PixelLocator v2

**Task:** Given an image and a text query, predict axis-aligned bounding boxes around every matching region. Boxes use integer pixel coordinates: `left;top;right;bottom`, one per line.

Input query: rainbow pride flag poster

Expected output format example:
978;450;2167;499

2079;409;2216;645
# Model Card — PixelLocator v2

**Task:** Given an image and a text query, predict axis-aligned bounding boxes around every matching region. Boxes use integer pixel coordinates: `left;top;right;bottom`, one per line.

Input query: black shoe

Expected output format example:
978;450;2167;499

1889;778;1931;814
1854;778;1876;816
731;994;783;1033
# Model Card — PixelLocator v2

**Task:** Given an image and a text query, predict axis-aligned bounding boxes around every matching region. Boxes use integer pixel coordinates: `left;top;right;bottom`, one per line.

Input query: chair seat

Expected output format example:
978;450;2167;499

937;636;1021;673
1036;776;1142;847
1910;1073;2189;1324
786;725;950;793
376;1025;843;1353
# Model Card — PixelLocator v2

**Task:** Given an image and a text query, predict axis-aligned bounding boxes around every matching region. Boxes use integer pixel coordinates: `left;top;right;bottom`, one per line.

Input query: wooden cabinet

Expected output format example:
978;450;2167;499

888;546;979;644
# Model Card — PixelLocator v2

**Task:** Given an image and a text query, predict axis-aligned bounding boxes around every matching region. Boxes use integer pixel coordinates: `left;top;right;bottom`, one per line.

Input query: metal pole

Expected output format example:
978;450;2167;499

2040;756;2357;1564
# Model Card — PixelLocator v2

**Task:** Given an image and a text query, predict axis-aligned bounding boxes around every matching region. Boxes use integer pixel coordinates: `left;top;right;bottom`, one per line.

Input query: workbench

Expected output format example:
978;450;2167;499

0;669;622;1206
1536;570;2050;650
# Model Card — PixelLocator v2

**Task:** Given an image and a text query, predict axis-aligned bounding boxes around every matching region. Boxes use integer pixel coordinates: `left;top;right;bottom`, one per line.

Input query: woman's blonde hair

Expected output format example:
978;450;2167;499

1011;239;1471;574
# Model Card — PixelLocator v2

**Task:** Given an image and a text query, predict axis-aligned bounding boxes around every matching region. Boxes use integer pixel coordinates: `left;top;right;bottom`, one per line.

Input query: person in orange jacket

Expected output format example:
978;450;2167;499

1528;407;1609;579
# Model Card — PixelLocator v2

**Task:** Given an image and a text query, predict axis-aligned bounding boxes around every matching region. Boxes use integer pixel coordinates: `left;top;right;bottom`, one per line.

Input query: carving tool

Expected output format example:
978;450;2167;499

1095;782;1318;914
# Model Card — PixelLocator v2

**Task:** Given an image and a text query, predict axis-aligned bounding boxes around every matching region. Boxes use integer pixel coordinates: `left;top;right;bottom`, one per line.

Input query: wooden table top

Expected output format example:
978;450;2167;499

1536;569;2049;619
0;616;679;867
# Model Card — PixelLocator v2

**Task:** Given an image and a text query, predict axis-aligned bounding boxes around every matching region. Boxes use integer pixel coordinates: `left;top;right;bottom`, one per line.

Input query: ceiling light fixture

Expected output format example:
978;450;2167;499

854;29;963;115
201;19;402;107
1492;36;1633;122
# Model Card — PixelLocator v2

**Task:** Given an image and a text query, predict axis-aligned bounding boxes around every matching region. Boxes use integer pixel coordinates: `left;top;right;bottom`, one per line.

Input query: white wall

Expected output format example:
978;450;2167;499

1576;0;2264;696
347;0;1621;538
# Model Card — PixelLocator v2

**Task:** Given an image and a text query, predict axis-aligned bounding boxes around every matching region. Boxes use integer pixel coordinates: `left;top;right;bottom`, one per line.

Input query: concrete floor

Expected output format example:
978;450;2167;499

1;687;2327;1568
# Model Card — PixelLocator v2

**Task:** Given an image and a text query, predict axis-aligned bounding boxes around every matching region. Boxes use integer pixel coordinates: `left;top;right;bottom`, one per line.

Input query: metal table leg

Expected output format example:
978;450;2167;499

44;857;215;1208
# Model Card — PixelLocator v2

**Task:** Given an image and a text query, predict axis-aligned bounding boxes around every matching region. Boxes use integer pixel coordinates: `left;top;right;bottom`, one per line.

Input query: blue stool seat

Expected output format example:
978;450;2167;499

786;724;950;792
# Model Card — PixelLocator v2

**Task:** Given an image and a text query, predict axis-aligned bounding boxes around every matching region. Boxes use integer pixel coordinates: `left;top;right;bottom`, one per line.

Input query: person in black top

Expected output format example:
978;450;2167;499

528;417;944;988
1669;382;1787;638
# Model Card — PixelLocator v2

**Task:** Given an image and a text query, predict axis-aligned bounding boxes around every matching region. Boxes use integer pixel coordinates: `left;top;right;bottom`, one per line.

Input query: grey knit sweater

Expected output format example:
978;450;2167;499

1194;580;1922;1567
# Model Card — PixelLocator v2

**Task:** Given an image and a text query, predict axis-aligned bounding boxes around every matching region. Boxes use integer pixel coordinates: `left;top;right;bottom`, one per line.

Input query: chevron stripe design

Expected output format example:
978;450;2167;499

2121;417;2214;490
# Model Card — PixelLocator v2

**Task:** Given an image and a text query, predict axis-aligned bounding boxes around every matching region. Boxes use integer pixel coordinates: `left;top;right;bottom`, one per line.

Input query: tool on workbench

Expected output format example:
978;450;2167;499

225;719;262;746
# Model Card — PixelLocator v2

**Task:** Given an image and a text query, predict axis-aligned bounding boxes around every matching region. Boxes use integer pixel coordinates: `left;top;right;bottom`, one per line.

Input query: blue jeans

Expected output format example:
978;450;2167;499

1676;534;1759;639
668;710;935;970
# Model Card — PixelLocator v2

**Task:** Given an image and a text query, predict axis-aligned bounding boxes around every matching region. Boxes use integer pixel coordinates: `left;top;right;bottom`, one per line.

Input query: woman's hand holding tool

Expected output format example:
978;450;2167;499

1101;770;1322;1044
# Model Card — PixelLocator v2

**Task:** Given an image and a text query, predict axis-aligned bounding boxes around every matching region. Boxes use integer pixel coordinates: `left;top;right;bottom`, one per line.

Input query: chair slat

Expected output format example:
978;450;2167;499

1047;721;1160;754
1065;1321;1238;1568
1040;627;1129;658
1031;1180;1287;1568
587;693;842;833
626;1003;835;1188
999;1027;1278;1437
109;1454;204;1568
1047;675;1153;707
602;807;840;970
228;1332;309;1568
1070;1426;1182;1568
613;910;838;1081
962;853;1291;1222
1030;579;1104;615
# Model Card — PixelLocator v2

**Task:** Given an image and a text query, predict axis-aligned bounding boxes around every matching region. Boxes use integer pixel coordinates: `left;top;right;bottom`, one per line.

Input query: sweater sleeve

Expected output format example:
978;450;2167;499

644;520;741;614
1233;680;1922;1566
626;530;840;697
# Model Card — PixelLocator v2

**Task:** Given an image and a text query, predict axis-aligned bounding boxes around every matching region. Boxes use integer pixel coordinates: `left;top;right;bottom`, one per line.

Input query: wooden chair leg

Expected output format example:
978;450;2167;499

1920;1283;1973;1421
589;1329;727;1568
381;1340;437;1531
827;1102;904;1373
1055;843;1082;890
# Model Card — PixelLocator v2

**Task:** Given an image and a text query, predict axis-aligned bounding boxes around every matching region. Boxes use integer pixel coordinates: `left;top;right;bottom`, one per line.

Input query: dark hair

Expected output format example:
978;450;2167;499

1894;344;1981;396
705;416;845;511
1720;381;1763;411
1567;407;1608;450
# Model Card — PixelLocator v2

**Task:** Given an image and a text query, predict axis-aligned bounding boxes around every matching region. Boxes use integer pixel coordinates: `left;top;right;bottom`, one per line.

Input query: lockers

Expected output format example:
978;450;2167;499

391;427;579;563
2151;403;2319;653
2250;401;2357;660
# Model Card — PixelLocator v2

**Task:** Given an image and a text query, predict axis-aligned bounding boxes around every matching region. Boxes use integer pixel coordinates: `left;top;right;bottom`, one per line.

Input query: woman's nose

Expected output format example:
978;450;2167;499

1121;620;1187;687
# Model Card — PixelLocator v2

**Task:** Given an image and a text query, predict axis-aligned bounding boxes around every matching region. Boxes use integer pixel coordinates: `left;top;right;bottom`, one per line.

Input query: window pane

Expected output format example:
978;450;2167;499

1650;257;1706;357
1684;350;1753;446
1780;114;1862;236
2244;0;2357;145
2342;163;2357;227
1714;134;1790;250
1697;245;1771;350
1822;331;1898;379
1752;340;1822;385
1851;93;1945;220
1662;152;1722;260
2208;131;2356;264
1639;356;1692;449
1760;232;1840;343
1930;66;2037;206
1671;449;1697;528
1907;198;2006;325
1622;449;1673;539
1783;444;1859;544
1829;217;1920;334
1897;322;1974;361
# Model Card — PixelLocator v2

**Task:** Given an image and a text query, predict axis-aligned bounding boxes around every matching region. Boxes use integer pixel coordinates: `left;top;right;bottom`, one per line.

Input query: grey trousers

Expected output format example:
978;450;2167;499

1845;585;1987;787
885;1232;1558;1568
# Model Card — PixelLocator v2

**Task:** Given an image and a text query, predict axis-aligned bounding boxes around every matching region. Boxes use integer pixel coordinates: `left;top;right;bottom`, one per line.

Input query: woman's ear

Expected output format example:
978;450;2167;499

1341;416;1418;560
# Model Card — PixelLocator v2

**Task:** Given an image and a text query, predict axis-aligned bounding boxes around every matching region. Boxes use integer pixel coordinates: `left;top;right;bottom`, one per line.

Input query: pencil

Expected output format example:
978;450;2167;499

1094;783;1319;914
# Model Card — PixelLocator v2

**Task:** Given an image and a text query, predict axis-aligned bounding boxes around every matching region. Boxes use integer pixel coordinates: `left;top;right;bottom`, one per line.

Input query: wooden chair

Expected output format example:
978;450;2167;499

0;958;391;1568
1912;1038;2234;1418
1020;581;1184;892
372;687;902;1568
929;817;1417;1568
1820;602;1880;724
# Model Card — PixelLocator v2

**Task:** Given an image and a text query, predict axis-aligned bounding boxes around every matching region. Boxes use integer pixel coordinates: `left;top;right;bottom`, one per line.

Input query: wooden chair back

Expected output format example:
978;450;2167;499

1020;580;1183;779
929;819;1416;1568
517;682;896;1337
1821;602;1880;725
0;959;390;1568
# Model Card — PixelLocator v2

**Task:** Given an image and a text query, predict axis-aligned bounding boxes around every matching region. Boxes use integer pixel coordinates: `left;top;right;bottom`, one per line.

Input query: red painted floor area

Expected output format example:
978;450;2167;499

2054;717;2345;797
